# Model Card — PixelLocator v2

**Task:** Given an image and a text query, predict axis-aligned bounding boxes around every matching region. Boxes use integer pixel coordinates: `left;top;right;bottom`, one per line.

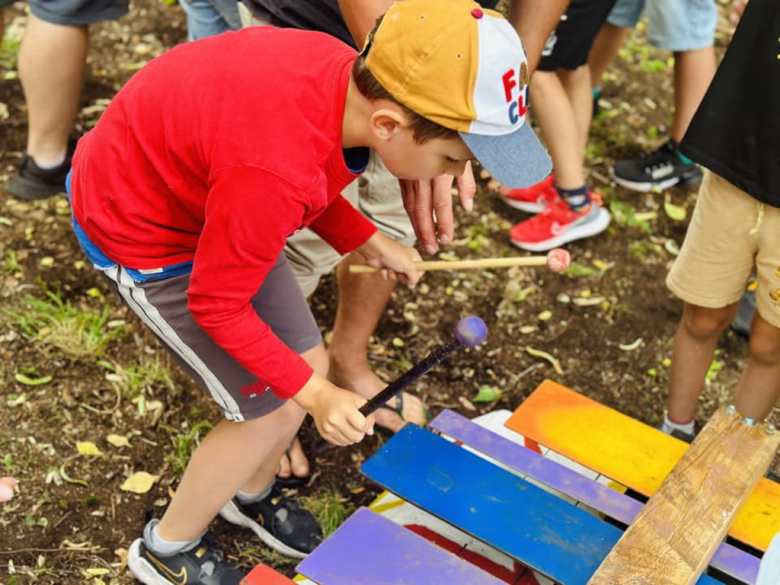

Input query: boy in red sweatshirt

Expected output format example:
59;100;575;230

68;1;551;581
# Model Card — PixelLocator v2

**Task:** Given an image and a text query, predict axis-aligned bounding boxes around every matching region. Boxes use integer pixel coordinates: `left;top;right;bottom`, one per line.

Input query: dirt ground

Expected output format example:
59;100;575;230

0;1;773;583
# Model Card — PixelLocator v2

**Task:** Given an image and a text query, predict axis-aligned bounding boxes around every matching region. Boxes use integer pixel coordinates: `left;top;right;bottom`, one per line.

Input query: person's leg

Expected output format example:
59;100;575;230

529;71;583;190
588;22;630;91
18;14;87;165
180;0;240;41
670;46;716;142
557;65;593;172
732;314;780;421
666;302;738;424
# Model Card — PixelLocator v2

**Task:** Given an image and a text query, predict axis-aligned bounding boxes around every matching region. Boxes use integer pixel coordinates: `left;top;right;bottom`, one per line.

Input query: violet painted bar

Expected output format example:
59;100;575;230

297;507;505;585
430;409;760;585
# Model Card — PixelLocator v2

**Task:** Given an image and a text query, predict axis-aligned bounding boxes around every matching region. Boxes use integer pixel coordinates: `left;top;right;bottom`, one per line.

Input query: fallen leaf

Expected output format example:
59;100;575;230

457;396;476;411
77;441;103;456
15;373;52;386
120;472;158;494
618;338;643;351
107;434;130;448
537;310;553;321
664;201;686;221
473;385;502;403
526;347;564;375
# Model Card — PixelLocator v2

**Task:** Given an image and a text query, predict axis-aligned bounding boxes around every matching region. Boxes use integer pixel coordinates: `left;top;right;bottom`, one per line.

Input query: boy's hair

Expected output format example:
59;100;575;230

352;24;459;145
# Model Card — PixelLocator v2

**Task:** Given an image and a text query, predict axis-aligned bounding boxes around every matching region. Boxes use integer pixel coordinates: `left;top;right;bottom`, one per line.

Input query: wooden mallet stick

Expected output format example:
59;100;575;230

349;248;571;274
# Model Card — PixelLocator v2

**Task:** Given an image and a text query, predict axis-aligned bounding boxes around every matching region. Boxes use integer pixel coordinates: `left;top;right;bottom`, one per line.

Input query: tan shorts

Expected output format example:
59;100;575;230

284;153;415;297
667;171;780;328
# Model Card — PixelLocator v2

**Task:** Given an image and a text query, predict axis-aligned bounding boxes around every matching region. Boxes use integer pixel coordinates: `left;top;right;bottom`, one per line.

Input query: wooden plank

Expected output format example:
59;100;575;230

505;379;780;551
361;425;721;585
431;409;760;584
242;563;296;585
296;507;506;585
589;406;780;585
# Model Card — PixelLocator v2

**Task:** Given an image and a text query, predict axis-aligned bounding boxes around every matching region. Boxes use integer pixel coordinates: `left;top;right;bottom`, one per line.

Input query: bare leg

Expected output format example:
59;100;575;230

733;313;780;420
667;302;738;424
671;47;716;143
156;343;325;542
18;15;87;164
558;65;594;155
530;71;584;190
328;252;426;433
588;22;630;89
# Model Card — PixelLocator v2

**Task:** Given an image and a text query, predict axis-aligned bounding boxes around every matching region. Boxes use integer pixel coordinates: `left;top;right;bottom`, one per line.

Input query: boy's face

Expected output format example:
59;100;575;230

371;117;474;180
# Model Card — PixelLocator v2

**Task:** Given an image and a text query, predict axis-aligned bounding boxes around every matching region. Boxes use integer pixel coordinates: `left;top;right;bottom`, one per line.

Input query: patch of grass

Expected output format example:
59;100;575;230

98;355;174;413
300;491;355;537
4;250;21;275
609;201;652;234
4;285;126;358
0;37;20;69
163;419;214;473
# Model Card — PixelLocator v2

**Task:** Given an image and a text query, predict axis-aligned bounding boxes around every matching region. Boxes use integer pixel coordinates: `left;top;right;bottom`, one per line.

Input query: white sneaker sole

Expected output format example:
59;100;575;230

127;539;172;585
510;207;611;252
609;170;680;193
219;499;310;559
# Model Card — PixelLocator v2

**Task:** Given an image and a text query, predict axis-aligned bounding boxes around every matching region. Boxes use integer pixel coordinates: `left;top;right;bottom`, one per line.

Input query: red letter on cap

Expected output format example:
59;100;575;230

502;69;517;103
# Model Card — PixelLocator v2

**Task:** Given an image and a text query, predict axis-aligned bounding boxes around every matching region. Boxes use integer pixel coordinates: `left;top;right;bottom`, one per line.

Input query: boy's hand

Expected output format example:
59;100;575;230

356;232;423;287
730;0;748;25
399;161;476;256
293;374;375;446
0;477;19;503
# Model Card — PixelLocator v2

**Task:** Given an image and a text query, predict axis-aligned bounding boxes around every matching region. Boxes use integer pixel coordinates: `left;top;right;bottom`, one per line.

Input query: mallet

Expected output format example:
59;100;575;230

315;315;488;451
349;248;571;274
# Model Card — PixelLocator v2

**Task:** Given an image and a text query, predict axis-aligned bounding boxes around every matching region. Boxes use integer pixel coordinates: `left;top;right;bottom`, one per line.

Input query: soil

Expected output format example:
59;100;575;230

0;3;773;583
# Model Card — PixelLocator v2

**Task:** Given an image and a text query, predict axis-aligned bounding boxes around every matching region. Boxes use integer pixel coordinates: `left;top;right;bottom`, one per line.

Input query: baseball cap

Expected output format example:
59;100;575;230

362;0;551;188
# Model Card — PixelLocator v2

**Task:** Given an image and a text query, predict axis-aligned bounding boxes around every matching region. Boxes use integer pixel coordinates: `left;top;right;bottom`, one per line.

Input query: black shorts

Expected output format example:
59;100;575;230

538;0;618;71
0;0;129;26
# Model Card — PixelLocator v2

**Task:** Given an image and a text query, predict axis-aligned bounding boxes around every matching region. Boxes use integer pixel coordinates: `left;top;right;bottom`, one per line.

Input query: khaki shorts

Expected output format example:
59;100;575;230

285;152;415;297
237;4;415;297
667;171;780;328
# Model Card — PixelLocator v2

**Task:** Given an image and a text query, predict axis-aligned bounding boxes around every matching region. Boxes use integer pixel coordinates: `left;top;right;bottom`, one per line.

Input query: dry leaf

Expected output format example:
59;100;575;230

77;441;103;456
107;434;130;448
120;472;158;494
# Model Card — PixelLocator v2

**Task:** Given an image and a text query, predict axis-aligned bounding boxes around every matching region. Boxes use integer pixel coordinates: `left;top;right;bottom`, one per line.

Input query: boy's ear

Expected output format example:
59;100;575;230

369;107;406;141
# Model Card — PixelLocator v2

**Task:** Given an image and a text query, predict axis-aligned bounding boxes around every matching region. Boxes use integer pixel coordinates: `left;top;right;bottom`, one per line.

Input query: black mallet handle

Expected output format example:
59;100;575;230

315;316;488;452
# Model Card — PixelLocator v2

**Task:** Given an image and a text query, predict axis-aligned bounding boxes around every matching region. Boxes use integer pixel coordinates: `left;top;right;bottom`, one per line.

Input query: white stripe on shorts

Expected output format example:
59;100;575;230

105;265;244;421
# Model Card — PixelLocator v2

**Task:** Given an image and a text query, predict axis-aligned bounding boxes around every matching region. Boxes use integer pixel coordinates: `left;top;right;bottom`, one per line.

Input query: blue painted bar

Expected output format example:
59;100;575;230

430;409;759;584
362;425;721;585
297;507;505;585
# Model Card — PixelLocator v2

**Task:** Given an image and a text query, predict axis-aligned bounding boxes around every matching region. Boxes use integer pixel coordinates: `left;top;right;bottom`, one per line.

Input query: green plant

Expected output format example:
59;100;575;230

99;356;174;413
300;491;355;537
165;419;214;473
5;285;126;357
609;201;652;234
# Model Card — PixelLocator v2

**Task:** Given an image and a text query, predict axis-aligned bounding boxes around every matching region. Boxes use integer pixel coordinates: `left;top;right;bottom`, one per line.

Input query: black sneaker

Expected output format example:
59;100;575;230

127;524;243;585
219;485;322;558
6;138;77;201
610;139;703;192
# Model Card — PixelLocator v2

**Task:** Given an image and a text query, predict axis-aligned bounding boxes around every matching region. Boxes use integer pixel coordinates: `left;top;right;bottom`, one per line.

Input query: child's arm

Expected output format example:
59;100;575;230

355;231;423;287
293;372;376;446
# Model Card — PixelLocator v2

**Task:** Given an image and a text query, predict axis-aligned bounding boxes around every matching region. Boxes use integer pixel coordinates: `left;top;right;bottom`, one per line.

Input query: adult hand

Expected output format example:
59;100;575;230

293;373;375;446
356;231;423;286
730;0;749;25
399;161;476;255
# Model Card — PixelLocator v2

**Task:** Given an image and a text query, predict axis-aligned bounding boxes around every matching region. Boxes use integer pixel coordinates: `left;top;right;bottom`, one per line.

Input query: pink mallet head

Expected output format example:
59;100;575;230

546;248;571;273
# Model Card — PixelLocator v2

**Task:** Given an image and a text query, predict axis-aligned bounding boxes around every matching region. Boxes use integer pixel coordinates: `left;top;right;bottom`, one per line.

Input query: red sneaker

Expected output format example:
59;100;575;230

509;195;611;252
500;174;556;213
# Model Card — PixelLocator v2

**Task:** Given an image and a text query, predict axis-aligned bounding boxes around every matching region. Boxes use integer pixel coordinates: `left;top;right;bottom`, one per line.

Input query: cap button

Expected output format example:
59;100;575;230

471;8;483;19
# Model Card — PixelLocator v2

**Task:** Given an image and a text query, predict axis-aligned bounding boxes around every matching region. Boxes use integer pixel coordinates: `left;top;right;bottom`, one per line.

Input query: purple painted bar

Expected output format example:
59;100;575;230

297;507;505;585
431;409;760;584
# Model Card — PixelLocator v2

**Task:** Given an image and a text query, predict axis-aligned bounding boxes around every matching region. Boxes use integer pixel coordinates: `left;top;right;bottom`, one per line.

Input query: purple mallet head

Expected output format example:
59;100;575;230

455;316;488;347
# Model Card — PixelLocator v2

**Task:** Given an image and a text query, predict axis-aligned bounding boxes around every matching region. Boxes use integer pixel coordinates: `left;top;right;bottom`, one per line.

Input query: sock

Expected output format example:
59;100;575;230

34;156;67;170
667;139;693;165
236;484;273;505
660;414;695;436
143;519;204;556
556;184;590;212
592;86;601;99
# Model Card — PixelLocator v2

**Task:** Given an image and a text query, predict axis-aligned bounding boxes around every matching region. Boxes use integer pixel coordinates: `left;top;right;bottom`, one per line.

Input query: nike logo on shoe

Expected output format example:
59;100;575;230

650;165;674;180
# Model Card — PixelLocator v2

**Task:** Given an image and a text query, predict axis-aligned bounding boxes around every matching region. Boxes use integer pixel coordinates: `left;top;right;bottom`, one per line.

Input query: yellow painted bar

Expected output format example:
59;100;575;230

588;407;780;584
505;380;780;552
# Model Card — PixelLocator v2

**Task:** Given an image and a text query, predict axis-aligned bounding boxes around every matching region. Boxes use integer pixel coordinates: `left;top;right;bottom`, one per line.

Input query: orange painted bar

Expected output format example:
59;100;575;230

505;379;780;552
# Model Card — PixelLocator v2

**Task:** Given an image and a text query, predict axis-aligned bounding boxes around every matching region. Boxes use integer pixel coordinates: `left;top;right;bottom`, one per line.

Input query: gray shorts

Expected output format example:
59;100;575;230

99;254;322;422
0;0;129;26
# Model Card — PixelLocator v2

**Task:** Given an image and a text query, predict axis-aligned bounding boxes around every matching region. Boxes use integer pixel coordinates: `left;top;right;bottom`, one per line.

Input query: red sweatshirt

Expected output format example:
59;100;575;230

71;28;377;399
